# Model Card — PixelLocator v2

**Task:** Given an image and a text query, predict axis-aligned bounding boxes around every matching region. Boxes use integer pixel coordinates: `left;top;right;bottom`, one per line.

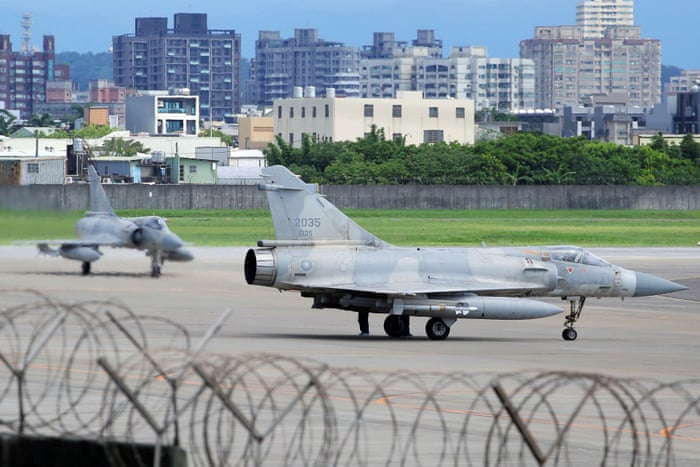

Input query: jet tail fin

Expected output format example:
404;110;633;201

87;165;116;216
259;165;388;246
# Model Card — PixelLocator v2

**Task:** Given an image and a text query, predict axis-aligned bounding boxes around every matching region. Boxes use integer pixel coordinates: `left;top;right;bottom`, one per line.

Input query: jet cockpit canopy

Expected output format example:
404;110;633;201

549;246;610;267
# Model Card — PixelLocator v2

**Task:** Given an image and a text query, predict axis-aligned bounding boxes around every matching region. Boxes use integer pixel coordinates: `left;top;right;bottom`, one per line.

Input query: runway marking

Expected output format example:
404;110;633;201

659;423;700;441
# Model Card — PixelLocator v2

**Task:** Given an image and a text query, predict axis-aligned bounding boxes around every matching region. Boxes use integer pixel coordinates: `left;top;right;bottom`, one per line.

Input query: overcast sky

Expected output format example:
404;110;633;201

0;0;695;68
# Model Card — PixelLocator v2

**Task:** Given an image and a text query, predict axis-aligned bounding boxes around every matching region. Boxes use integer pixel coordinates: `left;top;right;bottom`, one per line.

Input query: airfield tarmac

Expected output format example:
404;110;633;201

1;245;698;377
1;245;699;463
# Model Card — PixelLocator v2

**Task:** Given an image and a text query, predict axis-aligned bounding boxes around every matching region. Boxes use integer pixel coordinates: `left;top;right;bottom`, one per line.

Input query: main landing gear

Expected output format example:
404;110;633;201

384;315;452;340
562;297;585;341
425;317;450;340
81;262;91;275
383;315;404;337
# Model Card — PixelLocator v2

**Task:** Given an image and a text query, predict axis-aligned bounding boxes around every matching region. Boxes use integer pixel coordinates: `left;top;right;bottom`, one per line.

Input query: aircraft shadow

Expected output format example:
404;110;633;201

21;270;159;279
242;333;538;343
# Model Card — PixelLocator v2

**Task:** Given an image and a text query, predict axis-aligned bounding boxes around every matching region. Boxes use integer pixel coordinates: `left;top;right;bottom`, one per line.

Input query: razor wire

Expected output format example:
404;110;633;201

0;289;699;466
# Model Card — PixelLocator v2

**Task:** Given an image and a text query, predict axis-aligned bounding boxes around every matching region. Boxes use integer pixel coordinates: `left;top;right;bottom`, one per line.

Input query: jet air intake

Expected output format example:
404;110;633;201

130;228;145;247
245;248;277;286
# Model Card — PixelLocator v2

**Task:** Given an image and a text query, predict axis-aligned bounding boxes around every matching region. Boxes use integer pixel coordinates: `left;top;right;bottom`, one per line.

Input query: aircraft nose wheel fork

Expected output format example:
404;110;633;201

562;297;585;341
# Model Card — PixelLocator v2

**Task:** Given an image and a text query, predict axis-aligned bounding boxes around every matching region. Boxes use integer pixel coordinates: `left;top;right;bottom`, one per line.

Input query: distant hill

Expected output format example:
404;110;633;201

662;64;682;85
56;51;113;91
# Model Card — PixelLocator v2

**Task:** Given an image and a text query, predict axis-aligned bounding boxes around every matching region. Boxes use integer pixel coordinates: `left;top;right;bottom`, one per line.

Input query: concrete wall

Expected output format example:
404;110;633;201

0;434;187;467
2;184;700;210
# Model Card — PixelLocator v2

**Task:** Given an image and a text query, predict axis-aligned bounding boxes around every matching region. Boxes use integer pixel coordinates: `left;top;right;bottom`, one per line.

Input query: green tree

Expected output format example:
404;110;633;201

199;128;234;146
679;133;700;163
101;137;150;157
28;113;55;127
71;124;116;139
0;109;17;136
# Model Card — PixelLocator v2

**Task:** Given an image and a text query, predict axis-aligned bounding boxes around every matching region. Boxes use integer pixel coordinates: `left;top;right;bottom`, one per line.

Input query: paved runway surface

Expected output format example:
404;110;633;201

1;245;699;463
1;245;698;377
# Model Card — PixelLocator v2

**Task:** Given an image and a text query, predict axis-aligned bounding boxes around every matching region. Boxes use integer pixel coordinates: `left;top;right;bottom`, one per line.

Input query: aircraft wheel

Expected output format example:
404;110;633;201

151;266;161;278
425;318;450;340
383;315;404;338
81;262;91;275
562;328;578;341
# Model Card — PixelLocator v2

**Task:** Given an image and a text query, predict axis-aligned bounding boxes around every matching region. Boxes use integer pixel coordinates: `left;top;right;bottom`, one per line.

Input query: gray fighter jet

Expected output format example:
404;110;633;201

38;165;193;277
245;165;686;341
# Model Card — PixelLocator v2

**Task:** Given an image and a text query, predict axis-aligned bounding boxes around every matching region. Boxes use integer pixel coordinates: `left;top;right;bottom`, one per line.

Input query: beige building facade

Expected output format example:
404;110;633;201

520;25;660;110
238;117;274;149
273;90;474;148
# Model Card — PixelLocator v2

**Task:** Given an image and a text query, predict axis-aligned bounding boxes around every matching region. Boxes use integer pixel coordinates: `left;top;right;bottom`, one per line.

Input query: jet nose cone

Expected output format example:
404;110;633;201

161;233;184;251
634;272;688;297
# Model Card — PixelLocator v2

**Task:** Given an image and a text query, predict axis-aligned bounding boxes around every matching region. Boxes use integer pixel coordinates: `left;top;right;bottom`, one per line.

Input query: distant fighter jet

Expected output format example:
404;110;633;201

38;165;193;277
245;165;686;341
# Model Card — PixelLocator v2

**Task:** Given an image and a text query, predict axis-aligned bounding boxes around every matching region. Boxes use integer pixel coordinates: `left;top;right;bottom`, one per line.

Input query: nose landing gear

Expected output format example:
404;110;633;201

562;297;585;341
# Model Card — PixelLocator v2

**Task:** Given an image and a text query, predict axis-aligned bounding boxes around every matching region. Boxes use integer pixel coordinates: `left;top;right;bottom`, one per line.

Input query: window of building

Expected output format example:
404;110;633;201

277;106;282;119
423;130;444;144
289;107;294;118
325;104;330;118
392;105;402;118
312;106;317;118
301;107;306;118
289;133;294;146
189;165;197;174
27;163;39;173
392;133;403;142
429;107;439;118
364;104;374;117
456;107;465;118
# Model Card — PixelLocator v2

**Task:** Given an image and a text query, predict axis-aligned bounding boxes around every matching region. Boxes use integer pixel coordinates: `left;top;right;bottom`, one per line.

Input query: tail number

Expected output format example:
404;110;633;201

294;217;321;238
294;218;321;228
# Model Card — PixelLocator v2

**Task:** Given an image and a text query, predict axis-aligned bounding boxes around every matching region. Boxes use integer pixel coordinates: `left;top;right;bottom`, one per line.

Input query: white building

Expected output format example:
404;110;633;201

274;90;474;148
360;46;534;112
125;90;200;136
576;0;634;38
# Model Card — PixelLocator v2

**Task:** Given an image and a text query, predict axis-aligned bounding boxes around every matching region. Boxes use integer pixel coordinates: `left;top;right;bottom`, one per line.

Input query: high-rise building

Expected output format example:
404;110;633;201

521;0;660;111
576;0;634;38
252;29;360;107
0;34;67;119
112;13;241;122
360;43;534;112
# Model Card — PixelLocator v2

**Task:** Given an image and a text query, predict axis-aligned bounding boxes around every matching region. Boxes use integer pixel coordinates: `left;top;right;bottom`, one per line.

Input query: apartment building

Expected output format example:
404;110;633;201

520;25;660;110
125;90;199;135
274;89;474;148
360;45;534;112
252;29;360;106
576;0;634;38
0;34;69;118
668;70;700;94
112;13;241;123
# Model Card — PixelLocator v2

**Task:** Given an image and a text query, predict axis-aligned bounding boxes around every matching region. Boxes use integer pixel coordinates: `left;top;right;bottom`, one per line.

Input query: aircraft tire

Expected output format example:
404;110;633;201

425;318;450;340
383;315;404;338
81;262;91;275
151;266;161;278
562;328;578;341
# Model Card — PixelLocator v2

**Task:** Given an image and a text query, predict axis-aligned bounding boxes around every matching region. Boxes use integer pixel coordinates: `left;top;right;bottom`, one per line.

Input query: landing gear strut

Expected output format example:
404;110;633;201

150;250;163;278
562;297;585;341
81;262;91;275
